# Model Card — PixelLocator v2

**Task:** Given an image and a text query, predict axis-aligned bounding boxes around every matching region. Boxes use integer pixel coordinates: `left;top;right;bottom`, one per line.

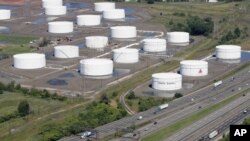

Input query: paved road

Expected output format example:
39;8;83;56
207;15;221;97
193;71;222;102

119;80;250;140
61;68;250;141
165;93;250;141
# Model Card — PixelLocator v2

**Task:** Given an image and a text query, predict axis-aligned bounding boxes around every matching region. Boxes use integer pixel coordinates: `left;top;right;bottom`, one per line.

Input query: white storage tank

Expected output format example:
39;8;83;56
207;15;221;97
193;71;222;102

54;45;79;58
216;45;241;60
143;38;167;52
103;9;125;20
152;73;182;91
208;0;218;2
167;32;189;44
13;53;46;69
48;21;73;34
94;2;115;12
0;9;11;20
113;48;139;64
45;6;67;16
42;0;63;8
77;15;101;26
180;60;208;77
80;58;113;76
110;26;137;39
85;36;108;49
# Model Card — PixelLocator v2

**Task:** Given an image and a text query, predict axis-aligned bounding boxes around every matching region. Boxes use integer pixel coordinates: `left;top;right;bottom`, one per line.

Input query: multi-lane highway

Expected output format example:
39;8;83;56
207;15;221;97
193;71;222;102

165;94;250;141
60;66;250;141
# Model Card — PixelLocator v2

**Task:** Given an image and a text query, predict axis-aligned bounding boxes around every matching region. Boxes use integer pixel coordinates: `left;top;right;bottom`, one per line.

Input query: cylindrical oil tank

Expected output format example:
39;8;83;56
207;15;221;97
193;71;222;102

167;32;189;44
13;53;46;69
103;9;125;20
54;45;79;58
180;60;208;77
0;9;11;20
113;48;139;64
42;0;63;8
209;0;218;2
143;38;167;52
110;26;136;39
152;73;182;91
80;58;113;76
85;36;108;49
94;2;115;12
45;6;67;16
48;21;73;34
77;15;101;26
216;45;241;60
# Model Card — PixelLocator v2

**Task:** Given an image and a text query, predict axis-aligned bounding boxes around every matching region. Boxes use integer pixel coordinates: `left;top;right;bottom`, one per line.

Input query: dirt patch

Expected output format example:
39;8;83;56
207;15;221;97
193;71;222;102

0;0;25;5
110;99;118;108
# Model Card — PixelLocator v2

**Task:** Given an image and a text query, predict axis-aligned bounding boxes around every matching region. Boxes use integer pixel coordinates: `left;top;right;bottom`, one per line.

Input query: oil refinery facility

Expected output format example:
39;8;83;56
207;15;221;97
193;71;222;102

0;0;250;141
0;0;247;98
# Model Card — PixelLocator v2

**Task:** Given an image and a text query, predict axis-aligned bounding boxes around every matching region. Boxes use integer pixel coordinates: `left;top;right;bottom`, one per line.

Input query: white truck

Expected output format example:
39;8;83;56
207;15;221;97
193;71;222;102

209;130;218;139
214;80;222;88
158;103;169;110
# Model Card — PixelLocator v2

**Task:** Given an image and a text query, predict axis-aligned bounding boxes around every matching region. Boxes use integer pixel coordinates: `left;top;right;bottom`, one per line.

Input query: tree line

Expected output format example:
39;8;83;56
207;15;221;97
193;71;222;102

0;81;67;101
38;94;127;141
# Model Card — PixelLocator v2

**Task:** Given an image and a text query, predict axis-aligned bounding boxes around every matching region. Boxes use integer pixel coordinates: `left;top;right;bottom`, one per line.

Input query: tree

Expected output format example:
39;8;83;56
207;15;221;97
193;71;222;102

100;94;110;104
147;0;155;4
18;100;30;116
234;27;241;38
0;89;3;94
127;91;136;99
186;16;214;36
174;93;183;98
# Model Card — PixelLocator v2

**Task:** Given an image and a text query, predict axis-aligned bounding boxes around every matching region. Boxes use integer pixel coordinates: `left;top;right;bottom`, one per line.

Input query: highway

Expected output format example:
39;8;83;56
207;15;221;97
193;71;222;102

60;66;250;141
119;79;250;140
164;93;250;141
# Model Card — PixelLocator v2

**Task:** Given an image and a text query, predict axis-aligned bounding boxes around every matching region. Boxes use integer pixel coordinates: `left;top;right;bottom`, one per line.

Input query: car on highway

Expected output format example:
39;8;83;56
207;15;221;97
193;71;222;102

243;110;247;114
80;131;92;139
137;116;143;120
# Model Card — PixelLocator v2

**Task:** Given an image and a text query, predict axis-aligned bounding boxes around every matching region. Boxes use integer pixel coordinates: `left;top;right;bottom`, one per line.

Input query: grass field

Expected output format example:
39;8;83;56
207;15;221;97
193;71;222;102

0;35;36;55
0;35;35;45
0;92;89;141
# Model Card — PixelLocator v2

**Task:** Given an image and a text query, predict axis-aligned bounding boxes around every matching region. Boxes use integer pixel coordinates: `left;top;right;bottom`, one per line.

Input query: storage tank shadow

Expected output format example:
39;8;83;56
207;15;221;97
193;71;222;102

0;26;10;33
65;2;91;10
32;17;58;25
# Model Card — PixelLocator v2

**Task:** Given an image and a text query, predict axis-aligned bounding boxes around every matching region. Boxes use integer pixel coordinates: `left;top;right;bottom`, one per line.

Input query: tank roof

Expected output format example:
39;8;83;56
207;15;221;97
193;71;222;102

113;48;138;53
80;58;113;64
14;53;45;59
110;26;136;29
216;45;241;50
180;60;208;65
152;73;182;79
